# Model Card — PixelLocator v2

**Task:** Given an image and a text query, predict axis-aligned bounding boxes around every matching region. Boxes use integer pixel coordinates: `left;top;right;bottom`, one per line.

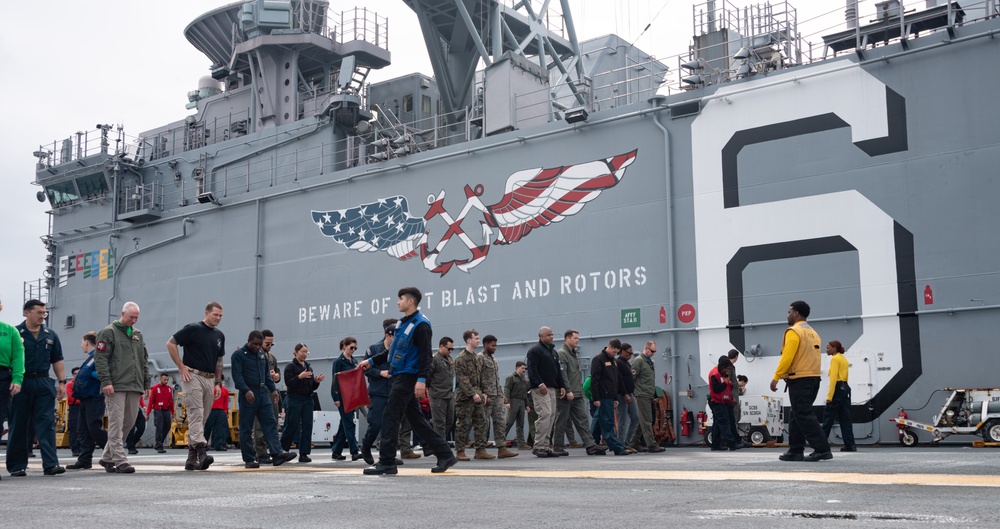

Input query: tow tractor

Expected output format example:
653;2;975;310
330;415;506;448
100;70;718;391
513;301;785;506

891;388;1000;446
702;395;785;446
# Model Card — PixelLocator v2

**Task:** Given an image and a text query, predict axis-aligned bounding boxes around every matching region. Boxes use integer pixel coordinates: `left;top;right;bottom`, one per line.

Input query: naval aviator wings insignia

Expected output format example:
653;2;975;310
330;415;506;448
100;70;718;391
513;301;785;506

311;150;637;276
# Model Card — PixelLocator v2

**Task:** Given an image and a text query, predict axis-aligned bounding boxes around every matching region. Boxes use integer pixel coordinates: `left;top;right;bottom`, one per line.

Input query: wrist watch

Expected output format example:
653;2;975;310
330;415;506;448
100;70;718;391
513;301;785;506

58;379;67;383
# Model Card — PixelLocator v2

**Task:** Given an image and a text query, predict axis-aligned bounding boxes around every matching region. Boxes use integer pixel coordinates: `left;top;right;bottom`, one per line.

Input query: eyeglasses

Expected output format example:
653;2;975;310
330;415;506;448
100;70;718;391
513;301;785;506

347;345;357;350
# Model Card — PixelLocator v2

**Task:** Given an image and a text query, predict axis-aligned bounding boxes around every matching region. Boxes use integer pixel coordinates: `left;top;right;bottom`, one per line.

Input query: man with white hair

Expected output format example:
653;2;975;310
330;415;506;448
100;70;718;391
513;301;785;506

95;301;150;474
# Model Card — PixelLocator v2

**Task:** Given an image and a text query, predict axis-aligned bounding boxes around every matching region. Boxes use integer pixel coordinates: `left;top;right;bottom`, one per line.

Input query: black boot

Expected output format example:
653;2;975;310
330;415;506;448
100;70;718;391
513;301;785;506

196;442;215;470
184;446;198;471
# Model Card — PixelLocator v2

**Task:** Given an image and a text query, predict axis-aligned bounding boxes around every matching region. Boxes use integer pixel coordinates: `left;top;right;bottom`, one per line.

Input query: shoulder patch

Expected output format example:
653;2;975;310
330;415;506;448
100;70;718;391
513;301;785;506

96;342;107;351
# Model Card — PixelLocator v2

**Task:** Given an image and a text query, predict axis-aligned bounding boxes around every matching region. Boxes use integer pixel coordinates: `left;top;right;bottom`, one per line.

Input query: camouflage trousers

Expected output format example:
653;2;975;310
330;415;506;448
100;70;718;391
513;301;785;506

483;395;506;446
455;399;487;450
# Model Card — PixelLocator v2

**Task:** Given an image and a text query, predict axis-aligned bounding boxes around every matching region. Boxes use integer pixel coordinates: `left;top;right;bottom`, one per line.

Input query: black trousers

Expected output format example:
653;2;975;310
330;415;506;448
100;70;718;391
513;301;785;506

710;401;739;448
76;397;108;464
786;377;831;454
377;374;451;465
126;408;146;450
151;409;172;449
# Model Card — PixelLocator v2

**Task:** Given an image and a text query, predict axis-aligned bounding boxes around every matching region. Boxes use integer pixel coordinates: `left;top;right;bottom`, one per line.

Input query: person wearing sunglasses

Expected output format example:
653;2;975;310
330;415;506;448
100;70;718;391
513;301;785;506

331;337;362;461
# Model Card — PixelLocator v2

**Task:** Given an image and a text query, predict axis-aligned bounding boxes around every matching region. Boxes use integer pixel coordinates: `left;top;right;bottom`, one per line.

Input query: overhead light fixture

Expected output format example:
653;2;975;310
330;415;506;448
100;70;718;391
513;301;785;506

564;108;589;124
733;46;751;60
197;192;221;206
680;59;703;71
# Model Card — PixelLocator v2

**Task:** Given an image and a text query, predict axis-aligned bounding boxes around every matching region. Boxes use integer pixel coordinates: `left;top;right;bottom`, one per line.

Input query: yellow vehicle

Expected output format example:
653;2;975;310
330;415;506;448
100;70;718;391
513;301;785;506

169;390;240;447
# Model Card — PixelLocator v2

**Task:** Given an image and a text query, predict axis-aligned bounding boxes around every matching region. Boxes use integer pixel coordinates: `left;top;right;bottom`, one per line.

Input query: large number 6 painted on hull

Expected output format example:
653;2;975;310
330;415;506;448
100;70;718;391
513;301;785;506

691;61;920;421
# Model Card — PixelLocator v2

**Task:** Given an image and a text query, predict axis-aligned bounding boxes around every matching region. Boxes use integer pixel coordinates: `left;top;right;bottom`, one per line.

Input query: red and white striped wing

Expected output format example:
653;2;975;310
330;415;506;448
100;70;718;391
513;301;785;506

486;150;637;244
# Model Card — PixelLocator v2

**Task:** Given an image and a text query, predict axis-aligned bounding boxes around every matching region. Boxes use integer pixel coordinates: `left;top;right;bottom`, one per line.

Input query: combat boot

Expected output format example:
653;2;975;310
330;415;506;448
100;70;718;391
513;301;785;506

184;446;198;471
474;448;496;460
196;442;215;470
456;450;470;461
497;447;519;459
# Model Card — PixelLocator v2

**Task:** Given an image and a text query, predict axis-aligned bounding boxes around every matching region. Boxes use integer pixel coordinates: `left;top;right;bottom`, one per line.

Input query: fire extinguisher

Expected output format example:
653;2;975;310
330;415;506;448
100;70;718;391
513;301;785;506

696;410;707;435
681;407;692;436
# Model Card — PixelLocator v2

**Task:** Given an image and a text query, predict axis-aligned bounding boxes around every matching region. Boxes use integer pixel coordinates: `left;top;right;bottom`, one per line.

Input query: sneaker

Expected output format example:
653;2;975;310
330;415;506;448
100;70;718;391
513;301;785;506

363;462;398;475
431;455;458;473
44;466;67;476
245;461;260;469
299;455;312;463
113;463;135;474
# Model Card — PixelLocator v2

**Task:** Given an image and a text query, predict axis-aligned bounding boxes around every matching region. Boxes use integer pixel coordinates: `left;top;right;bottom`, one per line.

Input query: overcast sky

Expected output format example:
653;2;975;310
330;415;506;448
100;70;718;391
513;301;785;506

0;0;849;320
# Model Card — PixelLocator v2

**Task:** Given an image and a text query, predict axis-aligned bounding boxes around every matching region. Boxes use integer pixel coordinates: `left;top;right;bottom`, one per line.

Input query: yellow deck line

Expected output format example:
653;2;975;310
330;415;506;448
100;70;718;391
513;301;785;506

136;465;1000;487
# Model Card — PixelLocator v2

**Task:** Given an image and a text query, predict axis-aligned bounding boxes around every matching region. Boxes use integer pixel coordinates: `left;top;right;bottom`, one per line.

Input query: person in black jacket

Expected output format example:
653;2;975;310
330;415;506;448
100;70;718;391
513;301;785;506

359;319;397;465
590;339;629;456
331;337;362;461
281;343;325;462
525;326;566;458
615;344;639;452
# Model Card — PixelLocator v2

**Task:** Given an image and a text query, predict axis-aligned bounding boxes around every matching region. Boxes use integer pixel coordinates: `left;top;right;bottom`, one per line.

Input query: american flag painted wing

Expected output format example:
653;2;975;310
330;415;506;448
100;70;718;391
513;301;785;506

485;150;637;244
312;196;427;260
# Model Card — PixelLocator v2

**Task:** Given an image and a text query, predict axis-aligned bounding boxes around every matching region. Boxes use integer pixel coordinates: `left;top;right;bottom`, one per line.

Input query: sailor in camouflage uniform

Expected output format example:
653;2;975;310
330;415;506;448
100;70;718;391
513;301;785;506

454;330;491;461
479;335;517;458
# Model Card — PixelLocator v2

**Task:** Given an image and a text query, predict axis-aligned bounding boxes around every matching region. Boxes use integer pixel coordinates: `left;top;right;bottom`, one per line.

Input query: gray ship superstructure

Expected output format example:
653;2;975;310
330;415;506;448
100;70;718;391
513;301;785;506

29;0;1000;444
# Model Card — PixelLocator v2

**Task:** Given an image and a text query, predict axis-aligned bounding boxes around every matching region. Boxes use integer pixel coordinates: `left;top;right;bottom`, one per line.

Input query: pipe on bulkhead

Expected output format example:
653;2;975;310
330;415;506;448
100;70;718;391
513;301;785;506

649;94;680;438
107;218;194;322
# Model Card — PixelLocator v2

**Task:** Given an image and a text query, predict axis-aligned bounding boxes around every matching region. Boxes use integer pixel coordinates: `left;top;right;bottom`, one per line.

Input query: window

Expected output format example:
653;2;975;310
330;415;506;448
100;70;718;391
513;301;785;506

46;181;79;207
76;173;109;198
422;95;432;114
402;94;413;112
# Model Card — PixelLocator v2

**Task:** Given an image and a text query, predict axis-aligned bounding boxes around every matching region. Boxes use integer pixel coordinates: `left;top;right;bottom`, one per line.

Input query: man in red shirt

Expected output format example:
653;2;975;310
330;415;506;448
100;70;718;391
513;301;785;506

204;379;231;451
146;373;174;453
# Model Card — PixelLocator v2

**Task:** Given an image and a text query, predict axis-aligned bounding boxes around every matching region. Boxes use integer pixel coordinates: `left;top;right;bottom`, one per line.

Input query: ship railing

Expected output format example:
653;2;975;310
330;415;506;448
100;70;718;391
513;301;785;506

35;126;114;168
139;108;254;162
661;0;989;94
588;56;671;111
327;7;388;49
117;180;163;216
22;278;48;307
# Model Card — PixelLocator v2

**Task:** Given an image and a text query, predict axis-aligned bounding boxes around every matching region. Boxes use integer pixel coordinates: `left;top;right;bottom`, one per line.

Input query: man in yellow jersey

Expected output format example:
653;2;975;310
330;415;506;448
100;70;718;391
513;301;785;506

821;340;856;452
770;301;832;462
